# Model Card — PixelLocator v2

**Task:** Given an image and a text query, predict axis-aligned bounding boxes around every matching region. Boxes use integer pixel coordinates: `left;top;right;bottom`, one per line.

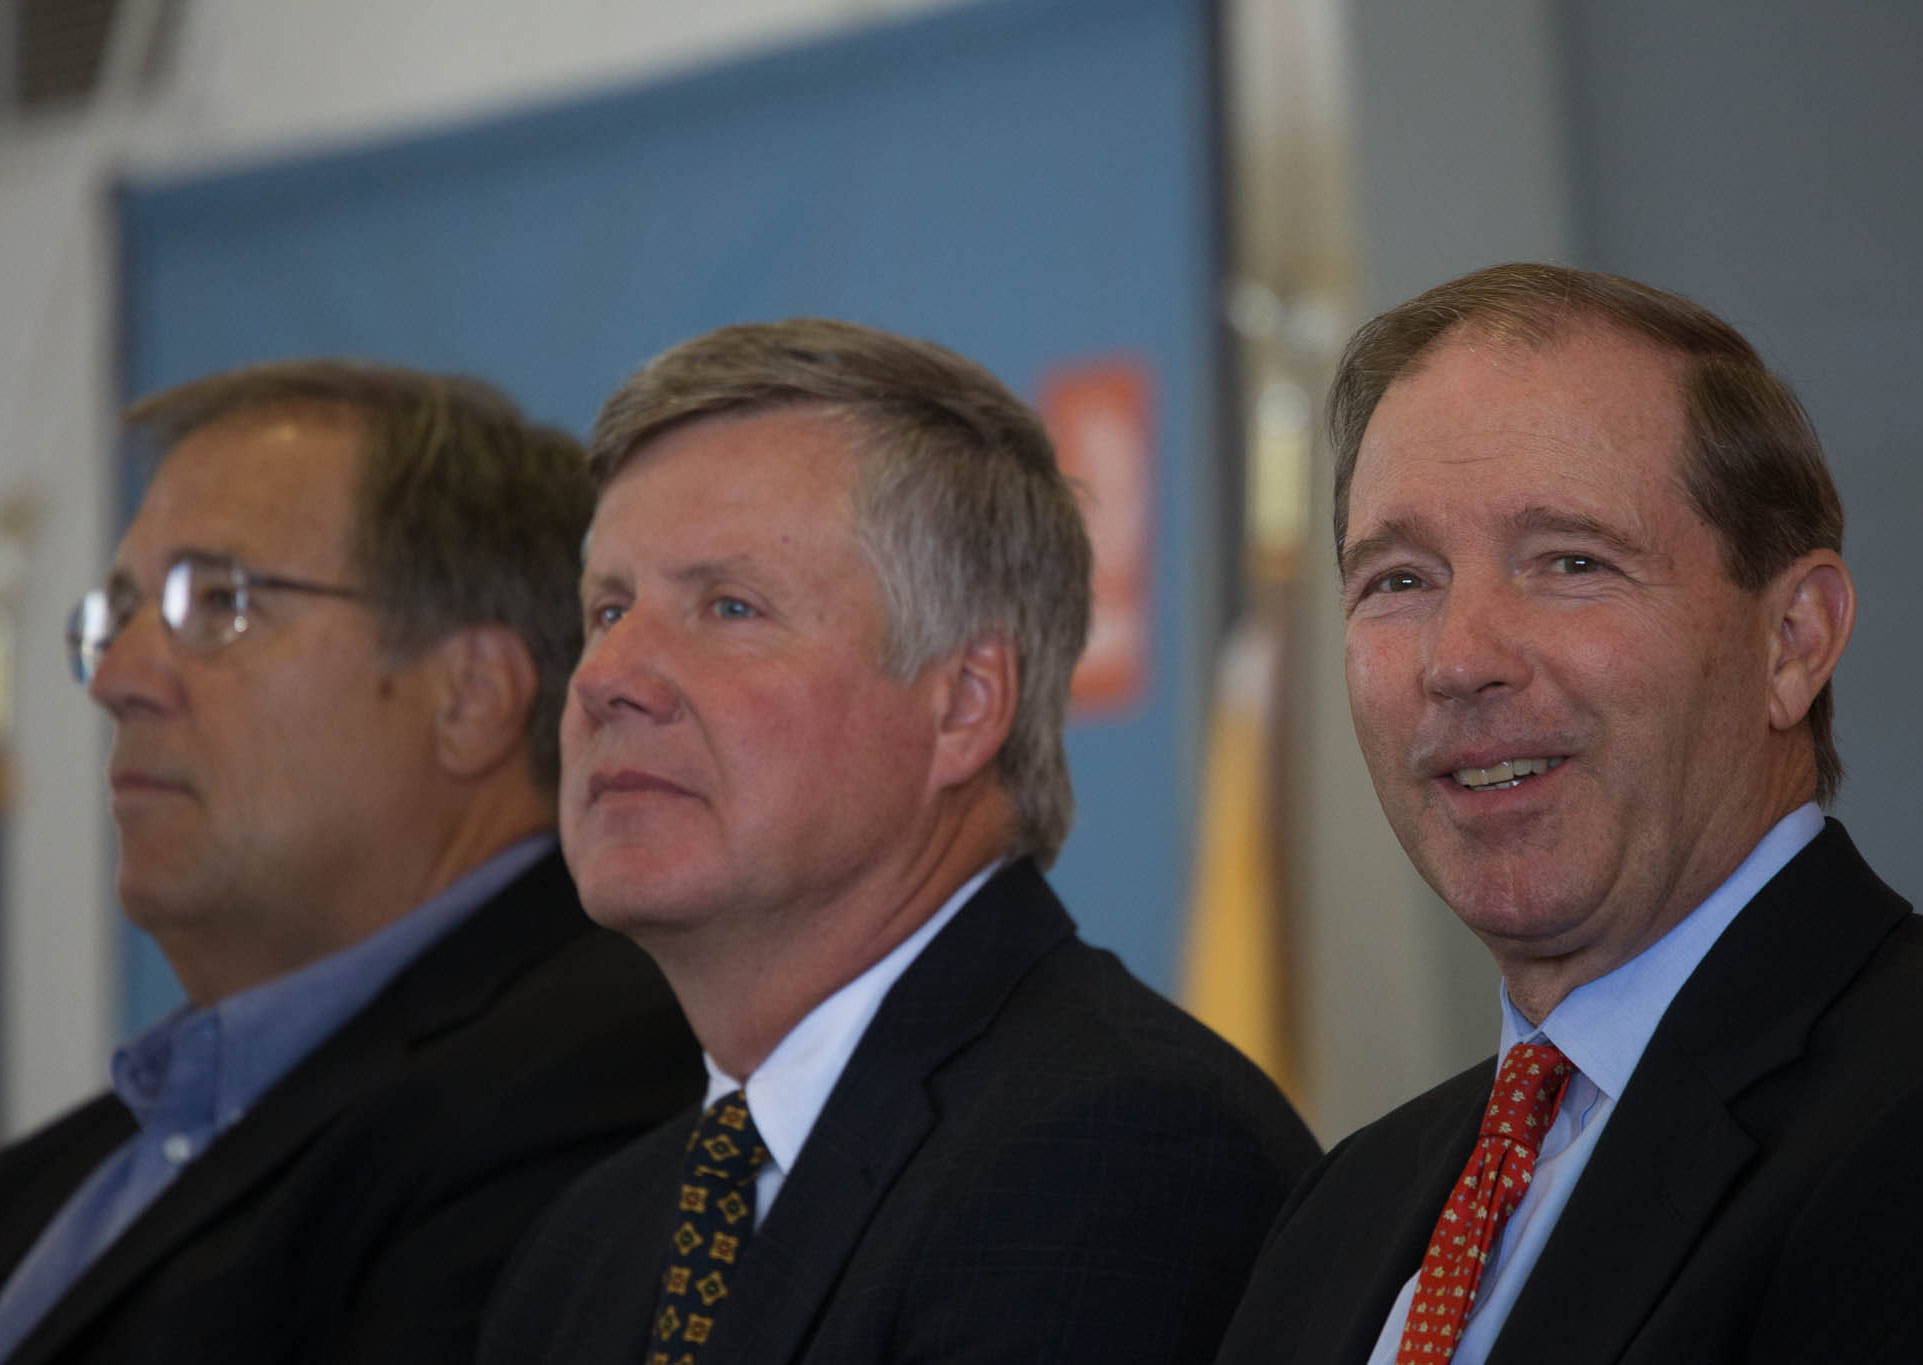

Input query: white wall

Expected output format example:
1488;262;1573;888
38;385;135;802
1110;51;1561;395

0;0;963;1136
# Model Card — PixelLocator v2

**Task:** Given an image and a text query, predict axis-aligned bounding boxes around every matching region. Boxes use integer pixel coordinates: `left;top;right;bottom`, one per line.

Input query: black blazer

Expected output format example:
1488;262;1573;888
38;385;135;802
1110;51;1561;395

481;858;1320;1365
1214;820;1923;1365
0;849;703;1365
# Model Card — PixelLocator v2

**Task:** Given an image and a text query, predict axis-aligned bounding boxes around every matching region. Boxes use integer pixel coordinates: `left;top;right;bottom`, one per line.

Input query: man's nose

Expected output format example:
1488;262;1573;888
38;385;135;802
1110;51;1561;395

1422;575;1533;702
569;608;686;726
87;604;181;718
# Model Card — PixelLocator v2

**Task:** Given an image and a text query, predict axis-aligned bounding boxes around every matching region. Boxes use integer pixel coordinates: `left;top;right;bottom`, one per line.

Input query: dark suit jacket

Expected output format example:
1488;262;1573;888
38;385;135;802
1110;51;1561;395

0;849;703;1365
480;858;1320;1365
1215;820;1923;1365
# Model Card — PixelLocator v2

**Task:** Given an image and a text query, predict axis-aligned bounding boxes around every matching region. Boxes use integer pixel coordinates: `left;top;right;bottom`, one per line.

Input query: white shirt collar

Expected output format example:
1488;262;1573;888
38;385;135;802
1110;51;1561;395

1499;803;1824;1099
702;861;1002;1178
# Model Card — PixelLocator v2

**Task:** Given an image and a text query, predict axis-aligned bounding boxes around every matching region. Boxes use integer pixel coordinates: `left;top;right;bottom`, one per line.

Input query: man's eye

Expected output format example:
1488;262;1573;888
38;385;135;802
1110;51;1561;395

107;590;142;629
1549;554;1605;575
711;597;756;621
1371;571;1424;594
586;603;626;631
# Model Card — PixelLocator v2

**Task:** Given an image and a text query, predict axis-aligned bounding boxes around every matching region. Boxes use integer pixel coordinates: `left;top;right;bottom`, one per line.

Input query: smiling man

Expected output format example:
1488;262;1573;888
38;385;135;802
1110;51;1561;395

0;361;701;1365
1214;264;1923;1364
479;318;1318;1365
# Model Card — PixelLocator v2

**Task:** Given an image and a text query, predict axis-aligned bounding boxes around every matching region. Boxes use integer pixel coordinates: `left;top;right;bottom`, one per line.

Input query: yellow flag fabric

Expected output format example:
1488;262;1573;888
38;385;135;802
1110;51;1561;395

1179;619;1299;1100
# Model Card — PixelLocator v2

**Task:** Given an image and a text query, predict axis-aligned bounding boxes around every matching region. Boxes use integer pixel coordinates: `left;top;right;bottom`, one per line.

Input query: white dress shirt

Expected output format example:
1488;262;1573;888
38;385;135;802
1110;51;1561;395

701;862;1000;1227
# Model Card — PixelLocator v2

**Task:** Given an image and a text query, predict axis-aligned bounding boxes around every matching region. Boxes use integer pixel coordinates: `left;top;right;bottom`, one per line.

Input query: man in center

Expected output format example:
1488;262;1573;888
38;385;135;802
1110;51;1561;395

481;319;1317;1364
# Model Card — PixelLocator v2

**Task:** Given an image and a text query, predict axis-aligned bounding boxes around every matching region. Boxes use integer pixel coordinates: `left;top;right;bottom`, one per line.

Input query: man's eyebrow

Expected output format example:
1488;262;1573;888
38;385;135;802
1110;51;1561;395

578;568;629;601
665;554;765;589
579;554;766;598
1339;518;1427;584
1505;506;1647;557
102;546;233;598
1341;507;1649;582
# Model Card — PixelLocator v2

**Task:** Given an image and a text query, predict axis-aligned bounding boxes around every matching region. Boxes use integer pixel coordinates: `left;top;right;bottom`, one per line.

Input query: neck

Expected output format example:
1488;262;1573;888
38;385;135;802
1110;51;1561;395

1498;776;1816;1026
654;791;1013;1080
163;776;556;1006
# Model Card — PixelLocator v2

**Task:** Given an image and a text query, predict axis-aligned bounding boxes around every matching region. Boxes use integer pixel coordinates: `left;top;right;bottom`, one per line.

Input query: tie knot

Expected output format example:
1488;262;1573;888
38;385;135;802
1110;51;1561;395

1478;1042;1572;1148
687;1090;769;1188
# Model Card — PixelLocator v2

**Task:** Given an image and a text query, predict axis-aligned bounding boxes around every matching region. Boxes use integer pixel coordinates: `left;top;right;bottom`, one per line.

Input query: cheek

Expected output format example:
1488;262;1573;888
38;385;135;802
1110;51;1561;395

705;677;845;794
800;674;930;781
556;712;590;822
558;690;591;756
1344;634;1409;736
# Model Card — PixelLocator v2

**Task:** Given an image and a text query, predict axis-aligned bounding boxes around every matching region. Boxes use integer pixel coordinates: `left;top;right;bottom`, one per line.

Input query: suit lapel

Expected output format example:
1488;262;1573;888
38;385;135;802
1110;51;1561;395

709;861;1071;1365
1489;822;1910;1365
0;1100;136;1286
11;851;588;1365
1296;1066;1488;1364
11;1023;415;1365
1487;1058;1755;1365
570;1117;691;1364
713;1076;940;1365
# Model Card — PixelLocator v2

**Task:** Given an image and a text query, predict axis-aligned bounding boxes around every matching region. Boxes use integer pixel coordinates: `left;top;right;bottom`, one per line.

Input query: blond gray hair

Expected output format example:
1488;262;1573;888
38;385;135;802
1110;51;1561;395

588;319;1093;865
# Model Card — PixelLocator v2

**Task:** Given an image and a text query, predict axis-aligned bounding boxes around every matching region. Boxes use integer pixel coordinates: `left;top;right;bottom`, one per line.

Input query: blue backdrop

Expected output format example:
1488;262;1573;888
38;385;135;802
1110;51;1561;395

116;0;1223;1032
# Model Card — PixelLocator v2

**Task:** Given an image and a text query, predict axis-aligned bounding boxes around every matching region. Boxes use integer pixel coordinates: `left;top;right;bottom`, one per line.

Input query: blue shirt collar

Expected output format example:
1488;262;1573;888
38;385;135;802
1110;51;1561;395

1499;804;1823;1100
113;833;555;1136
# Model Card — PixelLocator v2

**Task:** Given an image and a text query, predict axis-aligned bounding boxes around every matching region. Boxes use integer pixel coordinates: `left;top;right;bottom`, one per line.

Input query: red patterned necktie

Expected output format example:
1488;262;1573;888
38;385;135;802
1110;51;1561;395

1396;1042;1574;1364
649;1090;769;1365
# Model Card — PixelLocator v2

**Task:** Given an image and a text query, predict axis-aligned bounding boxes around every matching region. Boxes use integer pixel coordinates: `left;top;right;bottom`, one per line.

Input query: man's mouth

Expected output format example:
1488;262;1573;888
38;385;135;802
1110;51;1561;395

109;769;193;797
587;770;695;803
1451;756;1565;791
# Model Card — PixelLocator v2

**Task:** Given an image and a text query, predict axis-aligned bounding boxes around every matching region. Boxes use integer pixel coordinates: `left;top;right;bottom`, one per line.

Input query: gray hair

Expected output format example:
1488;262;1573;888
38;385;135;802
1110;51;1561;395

588;318;1093;865
127;359;594;788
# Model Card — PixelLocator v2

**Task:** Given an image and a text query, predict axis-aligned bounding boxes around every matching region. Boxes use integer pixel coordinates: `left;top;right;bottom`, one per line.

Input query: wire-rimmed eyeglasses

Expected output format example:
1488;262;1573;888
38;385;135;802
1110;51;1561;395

67;553;372;684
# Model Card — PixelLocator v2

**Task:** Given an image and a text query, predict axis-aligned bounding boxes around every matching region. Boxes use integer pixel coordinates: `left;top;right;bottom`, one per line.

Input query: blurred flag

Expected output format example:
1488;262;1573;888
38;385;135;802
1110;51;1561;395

1179;364;1314;1097
1181;617;1297;1094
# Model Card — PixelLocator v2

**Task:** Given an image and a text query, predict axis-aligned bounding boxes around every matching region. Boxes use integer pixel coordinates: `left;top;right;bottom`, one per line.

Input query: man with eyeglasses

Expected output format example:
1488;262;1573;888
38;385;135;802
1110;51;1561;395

0;361;702;1365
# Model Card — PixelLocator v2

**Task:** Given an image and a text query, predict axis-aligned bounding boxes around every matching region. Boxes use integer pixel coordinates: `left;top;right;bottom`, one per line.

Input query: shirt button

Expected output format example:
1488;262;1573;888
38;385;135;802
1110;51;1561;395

162;1134;194;1165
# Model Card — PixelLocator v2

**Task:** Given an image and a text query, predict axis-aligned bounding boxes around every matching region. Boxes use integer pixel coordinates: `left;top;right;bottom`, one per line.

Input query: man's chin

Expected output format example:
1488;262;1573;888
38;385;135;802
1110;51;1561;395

577;878;716;941
1418;857;1597;944
116;880;201;941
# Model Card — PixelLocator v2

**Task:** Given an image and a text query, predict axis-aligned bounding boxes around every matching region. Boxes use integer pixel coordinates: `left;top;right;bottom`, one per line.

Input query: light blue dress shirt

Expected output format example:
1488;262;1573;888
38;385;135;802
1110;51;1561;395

0;833;554;1361
1365;804;1824;1365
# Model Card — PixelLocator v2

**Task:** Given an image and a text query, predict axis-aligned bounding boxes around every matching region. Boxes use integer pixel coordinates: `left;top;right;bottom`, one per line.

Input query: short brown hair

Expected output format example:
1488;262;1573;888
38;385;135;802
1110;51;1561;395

1329;262;1846;803
127;359;593;787
587;318;1093;865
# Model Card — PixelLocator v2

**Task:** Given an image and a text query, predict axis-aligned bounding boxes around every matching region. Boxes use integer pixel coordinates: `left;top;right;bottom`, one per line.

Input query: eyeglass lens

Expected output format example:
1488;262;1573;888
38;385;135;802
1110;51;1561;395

67;558;249;684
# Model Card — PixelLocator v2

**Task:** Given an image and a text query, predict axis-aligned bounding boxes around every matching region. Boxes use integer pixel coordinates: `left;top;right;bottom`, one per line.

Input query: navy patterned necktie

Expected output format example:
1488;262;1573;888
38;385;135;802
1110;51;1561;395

648;1090;769;1365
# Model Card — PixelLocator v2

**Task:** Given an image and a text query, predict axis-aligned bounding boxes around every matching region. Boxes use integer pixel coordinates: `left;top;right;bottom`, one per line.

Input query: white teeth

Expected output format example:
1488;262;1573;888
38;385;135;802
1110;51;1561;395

1452;756;1565;790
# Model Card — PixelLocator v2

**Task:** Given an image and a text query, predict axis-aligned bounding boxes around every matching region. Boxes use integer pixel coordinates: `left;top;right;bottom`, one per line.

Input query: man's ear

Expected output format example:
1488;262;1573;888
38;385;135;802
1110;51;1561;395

431;625;540;779
930;634;1018;791
1765;549;1856;732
